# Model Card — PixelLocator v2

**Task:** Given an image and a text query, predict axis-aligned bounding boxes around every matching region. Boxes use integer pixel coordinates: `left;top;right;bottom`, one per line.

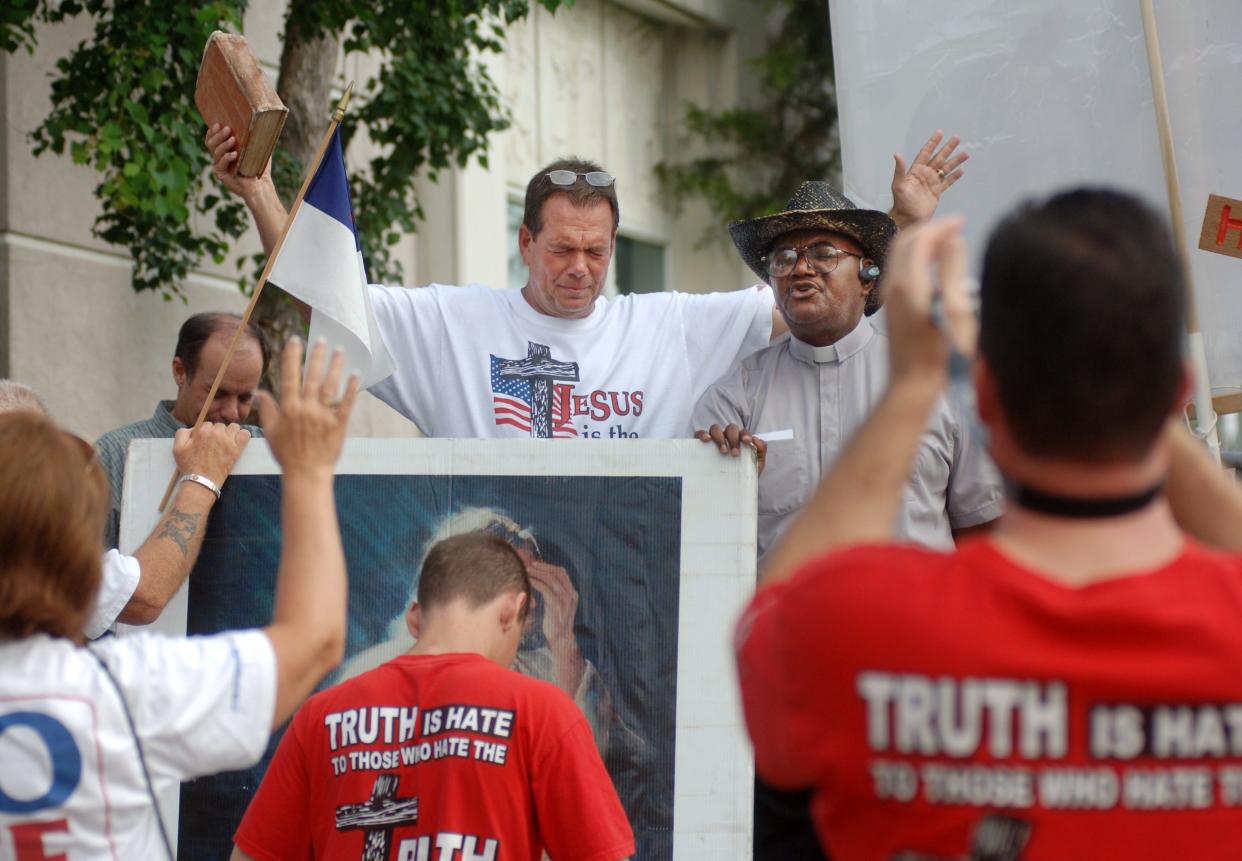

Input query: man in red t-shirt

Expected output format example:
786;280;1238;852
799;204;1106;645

736;190;1242;861
232;532;635;861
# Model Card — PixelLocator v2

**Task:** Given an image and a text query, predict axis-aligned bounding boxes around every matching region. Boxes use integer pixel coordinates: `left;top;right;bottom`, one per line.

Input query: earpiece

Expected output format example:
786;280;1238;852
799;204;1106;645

860;261;881;281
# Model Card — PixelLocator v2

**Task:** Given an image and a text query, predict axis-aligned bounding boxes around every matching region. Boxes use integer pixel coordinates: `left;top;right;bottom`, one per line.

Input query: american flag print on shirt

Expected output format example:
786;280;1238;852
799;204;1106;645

489;355;579;437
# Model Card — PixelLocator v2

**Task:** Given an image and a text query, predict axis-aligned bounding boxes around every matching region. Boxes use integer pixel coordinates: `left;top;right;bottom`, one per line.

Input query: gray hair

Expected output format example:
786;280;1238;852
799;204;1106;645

0;381;48;416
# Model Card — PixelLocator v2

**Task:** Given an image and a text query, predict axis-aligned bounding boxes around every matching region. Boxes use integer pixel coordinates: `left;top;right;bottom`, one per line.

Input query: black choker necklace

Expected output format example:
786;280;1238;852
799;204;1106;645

1008;480;1163;519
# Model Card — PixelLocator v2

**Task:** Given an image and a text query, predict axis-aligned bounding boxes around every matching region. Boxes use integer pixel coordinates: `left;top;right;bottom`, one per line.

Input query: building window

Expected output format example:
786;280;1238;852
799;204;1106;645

615;235;665;295
507;199;526;291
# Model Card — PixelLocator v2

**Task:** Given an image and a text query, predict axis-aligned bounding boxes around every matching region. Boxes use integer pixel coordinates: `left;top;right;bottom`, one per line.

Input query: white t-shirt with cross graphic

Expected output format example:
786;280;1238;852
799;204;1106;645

367;283;774;439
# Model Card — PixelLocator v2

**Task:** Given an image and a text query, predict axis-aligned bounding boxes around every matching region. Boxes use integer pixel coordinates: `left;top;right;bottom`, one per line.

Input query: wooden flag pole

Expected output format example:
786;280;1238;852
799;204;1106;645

158;82;356;511
1140;0;1222;464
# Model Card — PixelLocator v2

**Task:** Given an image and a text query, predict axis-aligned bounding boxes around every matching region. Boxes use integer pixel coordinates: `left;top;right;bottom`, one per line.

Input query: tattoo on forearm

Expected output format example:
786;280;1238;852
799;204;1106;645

157;509;201;557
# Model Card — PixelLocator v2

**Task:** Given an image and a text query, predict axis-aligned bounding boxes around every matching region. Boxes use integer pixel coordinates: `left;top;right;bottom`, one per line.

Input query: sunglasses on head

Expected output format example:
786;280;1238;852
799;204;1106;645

546;170;615;188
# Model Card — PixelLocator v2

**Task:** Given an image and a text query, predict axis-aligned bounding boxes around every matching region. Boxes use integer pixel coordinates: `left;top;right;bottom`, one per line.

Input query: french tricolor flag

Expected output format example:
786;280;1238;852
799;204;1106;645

267;128;394;388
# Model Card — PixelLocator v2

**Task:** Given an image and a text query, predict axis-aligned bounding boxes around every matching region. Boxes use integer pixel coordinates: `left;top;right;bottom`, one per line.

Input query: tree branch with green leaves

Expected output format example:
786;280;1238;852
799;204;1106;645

655;0;837;239
3;0;571;305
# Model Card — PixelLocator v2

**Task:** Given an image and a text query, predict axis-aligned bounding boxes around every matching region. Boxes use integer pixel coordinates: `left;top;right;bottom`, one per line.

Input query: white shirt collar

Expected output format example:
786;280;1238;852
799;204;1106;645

787;315;874;365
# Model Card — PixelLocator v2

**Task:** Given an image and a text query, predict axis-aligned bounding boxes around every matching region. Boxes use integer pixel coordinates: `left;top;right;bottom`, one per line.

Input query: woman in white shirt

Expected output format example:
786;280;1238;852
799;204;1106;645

0;339;355;859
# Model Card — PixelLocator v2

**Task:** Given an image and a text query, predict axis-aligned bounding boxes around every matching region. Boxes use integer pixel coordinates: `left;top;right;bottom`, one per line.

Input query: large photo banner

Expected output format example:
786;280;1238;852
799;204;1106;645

120;438;757;860
829;0;1242;395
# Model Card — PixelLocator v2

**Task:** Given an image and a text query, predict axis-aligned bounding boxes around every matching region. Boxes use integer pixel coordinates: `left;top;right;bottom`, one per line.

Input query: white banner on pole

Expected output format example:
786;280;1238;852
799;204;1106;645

829;0;1242;394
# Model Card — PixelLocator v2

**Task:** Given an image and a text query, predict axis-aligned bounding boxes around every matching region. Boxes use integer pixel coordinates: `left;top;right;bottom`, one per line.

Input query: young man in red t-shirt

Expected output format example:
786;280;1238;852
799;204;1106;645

736;190;1242;861
232;532;635;861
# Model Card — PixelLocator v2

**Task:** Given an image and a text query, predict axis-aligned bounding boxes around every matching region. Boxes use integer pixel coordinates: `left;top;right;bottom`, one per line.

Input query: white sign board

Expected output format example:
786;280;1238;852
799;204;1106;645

121;437;758;859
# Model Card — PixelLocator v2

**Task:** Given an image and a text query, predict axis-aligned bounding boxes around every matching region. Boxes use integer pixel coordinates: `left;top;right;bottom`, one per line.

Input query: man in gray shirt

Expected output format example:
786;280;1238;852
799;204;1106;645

695;156;1002;561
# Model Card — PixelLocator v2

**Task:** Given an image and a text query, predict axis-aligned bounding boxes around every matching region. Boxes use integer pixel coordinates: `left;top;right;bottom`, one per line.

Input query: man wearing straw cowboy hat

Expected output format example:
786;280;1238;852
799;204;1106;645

694;177;1003;561
694;163;1003;859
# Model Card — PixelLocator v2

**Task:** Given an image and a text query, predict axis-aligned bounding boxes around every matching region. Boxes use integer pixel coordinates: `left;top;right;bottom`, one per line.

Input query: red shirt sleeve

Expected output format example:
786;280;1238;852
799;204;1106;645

735;579;823;789
531;693;636;861
233;710;314;861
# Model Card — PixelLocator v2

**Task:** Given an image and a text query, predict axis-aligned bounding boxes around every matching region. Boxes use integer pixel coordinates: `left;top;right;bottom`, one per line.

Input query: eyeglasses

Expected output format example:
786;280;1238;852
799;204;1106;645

764;242;863;278
546;170;615;188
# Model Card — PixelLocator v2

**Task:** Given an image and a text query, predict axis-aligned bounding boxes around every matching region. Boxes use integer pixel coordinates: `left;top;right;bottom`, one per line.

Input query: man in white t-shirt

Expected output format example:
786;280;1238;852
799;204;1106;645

208;129;783;437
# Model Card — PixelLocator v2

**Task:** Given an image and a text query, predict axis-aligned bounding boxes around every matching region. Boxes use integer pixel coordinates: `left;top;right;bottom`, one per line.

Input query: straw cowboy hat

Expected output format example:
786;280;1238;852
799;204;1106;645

729;182;898;312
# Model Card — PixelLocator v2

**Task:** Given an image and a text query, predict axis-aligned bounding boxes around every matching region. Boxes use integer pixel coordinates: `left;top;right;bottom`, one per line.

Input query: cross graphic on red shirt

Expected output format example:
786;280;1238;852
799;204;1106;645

335;772;420;860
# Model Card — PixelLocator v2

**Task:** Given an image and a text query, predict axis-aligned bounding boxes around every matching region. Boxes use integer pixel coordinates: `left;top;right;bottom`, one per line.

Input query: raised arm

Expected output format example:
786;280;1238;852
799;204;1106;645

759;218;972;588
207;124;286;255
206;124;310;324
258;338;359;728
1166;421;1242;551
888;130;969;229
122;423;249;624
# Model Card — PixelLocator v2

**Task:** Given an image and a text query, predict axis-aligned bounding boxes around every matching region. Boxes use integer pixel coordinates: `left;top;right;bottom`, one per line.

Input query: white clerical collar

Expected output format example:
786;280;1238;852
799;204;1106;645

788;315;874;365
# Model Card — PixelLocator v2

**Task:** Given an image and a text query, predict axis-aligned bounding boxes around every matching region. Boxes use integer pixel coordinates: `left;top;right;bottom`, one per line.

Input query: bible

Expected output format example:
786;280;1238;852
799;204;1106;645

195;31;287;177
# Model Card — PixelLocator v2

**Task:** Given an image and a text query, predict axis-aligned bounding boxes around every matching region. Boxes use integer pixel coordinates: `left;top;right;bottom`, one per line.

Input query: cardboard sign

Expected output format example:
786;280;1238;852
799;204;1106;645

1199;194;1242;260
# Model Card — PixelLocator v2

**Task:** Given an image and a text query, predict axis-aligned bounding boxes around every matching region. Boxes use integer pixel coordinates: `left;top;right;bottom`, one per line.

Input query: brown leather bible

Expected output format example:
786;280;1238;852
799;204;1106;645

195;31;287;177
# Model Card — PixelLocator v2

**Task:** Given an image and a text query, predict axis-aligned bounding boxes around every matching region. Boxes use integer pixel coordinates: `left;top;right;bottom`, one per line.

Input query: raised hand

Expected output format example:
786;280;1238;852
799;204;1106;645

880;216;974;390
203;123;287;256
205;122;275;204
889;130;970;228
256;338;359;475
